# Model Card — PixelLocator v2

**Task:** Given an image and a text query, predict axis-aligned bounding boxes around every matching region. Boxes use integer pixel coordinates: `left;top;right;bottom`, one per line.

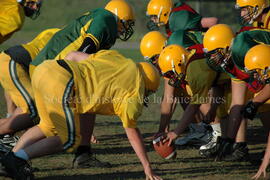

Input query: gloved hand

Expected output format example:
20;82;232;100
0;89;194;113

241;101;259;120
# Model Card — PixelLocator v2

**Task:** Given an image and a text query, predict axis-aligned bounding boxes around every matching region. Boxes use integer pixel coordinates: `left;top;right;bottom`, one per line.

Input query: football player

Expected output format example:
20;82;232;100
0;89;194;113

146;0;218;36
140;30;226;148
235;0;270;28
31;0;135;73
242;44;270;179
202;24;270;161
28;0;135;168
165;29;229;152
0;50;162;180
158;40;231;149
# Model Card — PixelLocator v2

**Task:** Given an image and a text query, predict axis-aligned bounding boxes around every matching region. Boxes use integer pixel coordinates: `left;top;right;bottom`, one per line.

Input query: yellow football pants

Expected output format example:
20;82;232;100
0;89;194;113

0;52;37;121
32;61;81;152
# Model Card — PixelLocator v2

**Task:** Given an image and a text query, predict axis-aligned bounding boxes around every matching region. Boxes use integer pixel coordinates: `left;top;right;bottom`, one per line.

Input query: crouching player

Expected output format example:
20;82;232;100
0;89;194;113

241;44;270;179
0;50;162;180
202;24;270;161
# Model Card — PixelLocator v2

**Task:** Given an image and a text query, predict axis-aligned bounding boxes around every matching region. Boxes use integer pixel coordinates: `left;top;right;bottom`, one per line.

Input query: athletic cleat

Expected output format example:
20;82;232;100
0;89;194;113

214;137;234;162
175;123;212;147
72;153;112;168
199;130;221;157
0;143;10;155
223;142;249;162
0;135;20;151
0;152;34;180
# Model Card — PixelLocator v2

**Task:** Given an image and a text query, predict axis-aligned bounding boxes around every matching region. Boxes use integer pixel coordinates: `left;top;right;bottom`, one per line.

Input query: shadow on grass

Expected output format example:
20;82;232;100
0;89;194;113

37;171;145;180
93;146;135;155
247;126;267;145
158;163;257;178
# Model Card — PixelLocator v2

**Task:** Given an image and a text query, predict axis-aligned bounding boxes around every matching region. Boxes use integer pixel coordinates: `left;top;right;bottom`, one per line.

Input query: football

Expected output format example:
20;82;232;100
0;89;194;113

153;135;177;160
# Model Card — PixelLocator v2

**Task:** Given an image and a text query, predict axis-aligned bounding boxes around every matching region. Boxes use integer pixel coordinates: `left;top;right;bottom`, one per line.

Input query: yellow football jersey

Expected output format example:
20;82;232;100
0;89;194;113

64;50;145;128
0;0;25;44
253;10;270;29
22;28;60;60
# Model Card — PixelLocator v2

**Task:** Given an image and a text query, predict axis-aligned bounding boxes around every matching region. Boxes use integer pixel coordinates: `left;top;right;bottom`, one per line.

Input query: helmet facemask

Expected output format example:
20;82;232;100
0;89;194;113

21;0;42;19
162;59;186;89
235;5;261;25
205;47;232;72
244;67;270;84
118;20;135;41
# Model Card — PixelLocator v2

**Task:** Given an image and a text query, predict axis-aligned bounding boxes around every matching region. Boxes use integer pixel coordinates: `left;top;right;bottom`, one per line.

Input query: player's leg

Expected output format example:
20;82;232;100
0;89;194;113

1;61;81;178
4;92;16;118
0;55;37;150
216;80;249;161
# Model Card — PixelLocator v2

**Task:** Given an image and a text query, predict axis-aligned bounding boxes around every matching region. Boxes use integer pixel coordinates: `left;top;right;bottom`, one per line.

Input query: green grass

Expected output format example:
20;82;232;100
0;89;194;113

0;49;268;180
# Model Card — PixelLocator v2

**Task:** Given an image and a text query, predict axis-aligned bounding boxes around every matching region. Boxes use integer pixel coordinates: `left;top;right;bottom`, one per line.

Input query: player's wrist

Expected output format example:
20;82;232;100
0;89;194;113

143;163;152;172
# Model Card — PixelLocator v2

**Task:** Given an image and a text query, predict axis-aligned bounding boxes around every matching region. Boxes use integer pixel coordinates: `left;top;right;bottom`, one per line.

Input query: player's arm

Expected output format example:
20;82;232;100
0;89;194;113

166;103;201;145
125;127;162;180
201;17;218;29
252;131;270;179
158;79;177;133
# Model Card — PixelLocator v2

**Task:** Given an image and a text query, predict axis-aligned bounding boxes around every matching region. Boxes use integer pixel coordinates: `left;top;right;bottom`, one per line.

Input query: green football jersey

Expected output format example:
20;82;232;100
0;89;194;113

32;8;118;66
167;29;203;47
232;29;270;70
168;2;202;33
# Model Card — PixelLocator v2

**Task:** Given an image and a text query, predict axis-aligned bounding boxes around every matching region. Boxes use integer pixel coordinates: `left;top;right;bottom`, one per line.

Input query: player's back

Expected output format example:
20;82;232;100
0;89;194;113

32;8;118;66
64;50;144;116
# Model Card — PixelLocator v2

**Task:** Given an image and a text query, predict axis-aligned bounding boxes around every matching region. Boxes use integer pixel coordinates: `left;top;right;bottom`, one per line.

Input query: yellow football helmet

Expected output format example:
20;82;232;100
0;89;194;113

18;0;42;19
105;0;135;41
146;0;173;26
203;24;234;52
140;31;167;63
235;0;269;24
158;44;190;88
203;24;235;71
245;44;270;81
158;44;189;75
138;62;160;92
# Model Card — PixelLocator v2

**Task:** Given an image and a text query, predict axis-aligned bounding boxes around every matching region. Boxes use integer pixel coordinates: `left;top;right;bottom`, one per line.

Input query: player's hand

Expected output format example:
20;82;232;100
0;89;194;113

252;156;270;179
146;175;163;180
144;166;163;180
153;132;166;139
163;131;177;146
241;100;259;120
91;134;99;144
145;173;162;180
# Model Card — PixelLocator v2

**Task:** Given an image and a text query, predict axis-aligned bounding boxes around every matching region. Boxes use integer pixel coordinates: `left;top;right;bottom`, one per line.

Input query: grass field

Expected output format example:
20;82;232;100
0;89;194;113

0;49;268;180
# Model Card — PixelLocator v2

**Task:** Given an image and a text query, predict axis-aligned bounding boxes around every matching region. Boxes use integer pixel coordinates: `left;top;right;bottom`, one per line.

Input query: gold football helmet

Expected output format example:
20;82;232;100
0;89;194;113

105;0;135;41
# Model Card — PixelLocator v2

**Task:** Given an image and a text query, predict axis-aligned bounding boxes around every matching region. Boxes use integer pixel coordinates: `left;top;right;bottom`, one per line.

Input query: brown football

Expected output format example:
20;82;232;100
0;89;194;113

153;136;177;159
